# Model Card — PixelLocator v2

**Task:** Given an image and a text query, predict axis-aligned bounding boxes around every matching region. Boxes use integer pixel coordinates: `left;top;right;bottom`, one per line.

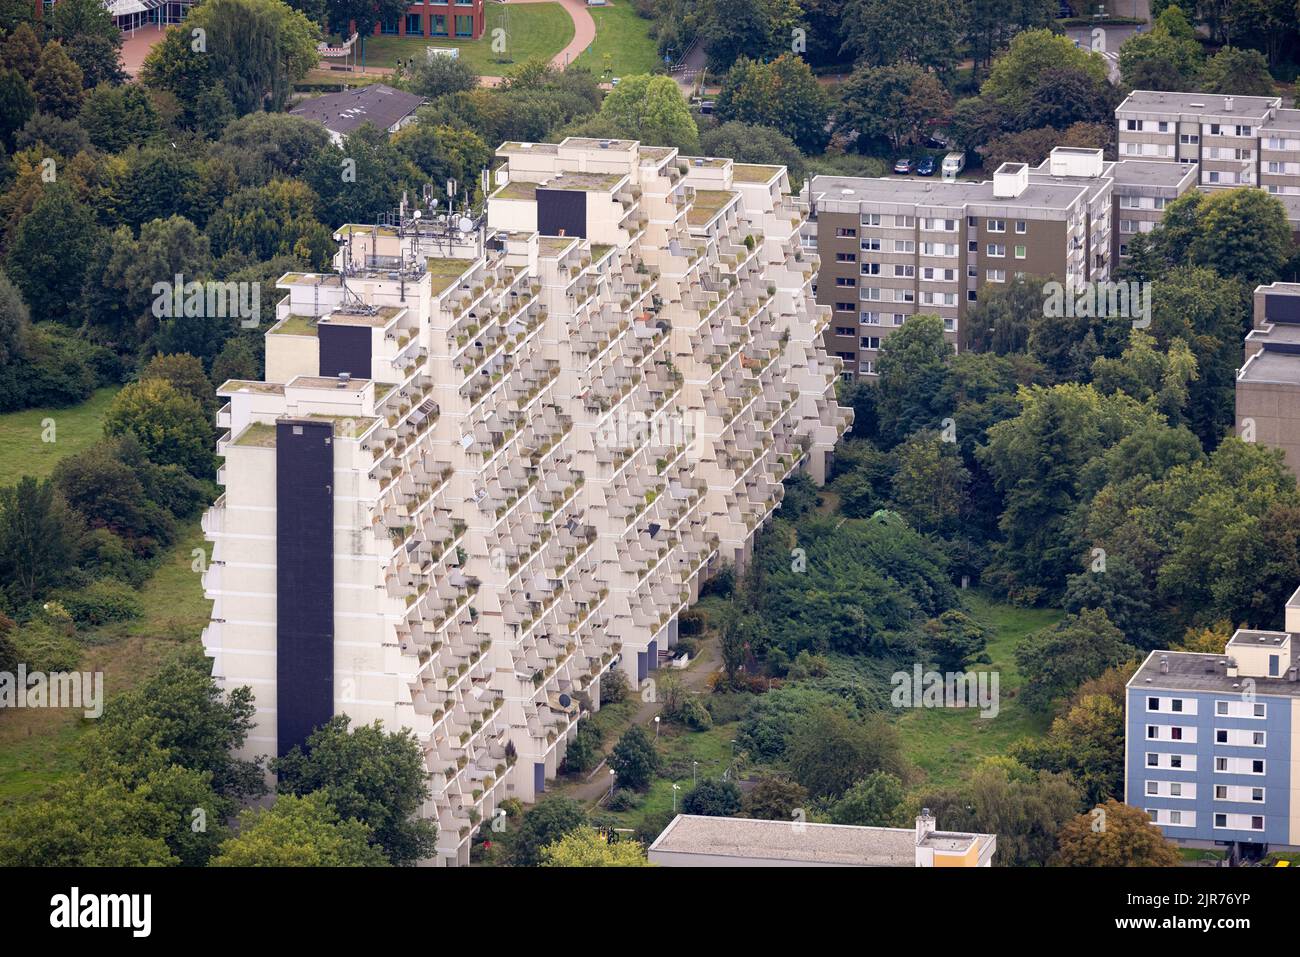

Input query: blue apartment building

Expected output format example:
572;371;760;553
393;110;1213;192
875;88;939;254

1126;590;1300;853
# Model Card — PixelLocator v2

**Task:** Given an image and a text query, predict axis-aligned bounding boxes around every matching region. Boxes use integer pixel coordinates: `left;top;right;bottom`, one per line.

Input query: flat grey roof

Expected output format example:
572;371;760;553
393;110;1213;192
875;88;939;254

290;84;424;136
1262;109;1300;132
1111;160;1198;188
647;814;989;866
810;174;1086;212
1239;350;1300;385
1129;648;1300;696
1117;89;1279;117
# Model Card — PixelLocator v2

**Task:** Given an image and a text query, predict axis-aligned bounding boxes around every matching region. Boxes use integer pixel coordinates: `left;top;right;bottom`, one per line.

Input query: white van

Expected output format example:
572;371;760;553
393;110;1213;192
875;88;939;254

941;152;966;181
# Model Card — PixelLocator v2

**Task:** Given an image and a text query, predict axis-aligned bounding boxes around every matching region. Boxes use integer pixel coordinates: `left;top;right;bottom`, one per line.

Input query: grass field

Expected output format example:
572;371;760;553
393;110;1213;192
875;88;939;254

0;386;119;487
0;522;210;818
893;591;1062;789
356;4;574;75
0;386;212;819
573;1;661;78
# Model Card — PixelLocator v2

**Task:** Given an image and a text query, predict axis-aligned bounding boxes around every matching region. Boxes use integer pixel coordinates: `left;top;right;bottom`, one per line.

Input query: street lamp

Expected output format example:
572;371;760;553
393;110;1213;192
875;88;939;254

654;715;660;740
692;760;698;785
608;767;616;799
672;783;681;812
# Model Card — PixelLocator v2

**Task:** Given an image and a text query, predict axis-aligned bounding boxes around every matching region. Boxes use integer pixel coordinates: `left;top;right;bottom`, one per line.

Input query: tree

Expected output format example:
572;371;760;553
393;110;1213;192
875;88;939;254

714;55;831;154
402;52;478;98
83;651;266;803
53;439;176;551
842;0;962;78
698;0;804;72
214;111;329;186
982;29;1109;115
47;0;128;87
681;778;742;816
1061;557;1157;650
0;21;41;79
0;476;84;605
609;724;660;791
890;434;970;536
741;775;808;820
206;179;334;268
593;74;699;154
964;273;1044;355
1118;6;1203;91
921;609;991;671
1198;46;1275;96
141;353;216;417
212;792;390;866
875;314;953;448
917;757;1081;866
15;111;90;157
830;770;909;827
539;826;649;866
392;121;491;208
1054;799;1181;866
304;128;405;227
327;0;406;45
509;796;586;866
700;121;805;184
0;68;34;149
1187;188;1292;288
272;715;437;866
32;41;84;120
143;0;320;118
1015;608;1136;712
78;83;162;153
785;705;906;800
979;121;1111;171
1013;689;1126;808
103;379;214;479
5;184;103;322
838;62;951;155
0;775;179;866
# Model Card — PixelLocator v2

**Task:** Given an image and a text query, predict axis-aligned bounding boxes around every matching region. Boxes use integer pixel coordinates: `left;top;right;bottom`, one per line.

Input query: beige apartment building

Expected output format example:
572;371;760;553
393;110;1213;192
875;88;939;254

1112;159;1199;260
1237;282;1300;472
201;136;850;866
1116;90;1300;239
810;147;1115;378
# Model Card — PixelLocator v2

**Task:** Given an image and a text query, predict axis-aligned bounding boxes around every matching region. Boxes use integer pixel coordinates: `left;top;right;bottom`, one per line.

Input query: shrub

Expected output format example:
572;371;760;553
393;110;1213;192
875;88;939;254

602;668;630;705
53;578;142;627
681;778;741;816
607;789;640;812
11;620;81;672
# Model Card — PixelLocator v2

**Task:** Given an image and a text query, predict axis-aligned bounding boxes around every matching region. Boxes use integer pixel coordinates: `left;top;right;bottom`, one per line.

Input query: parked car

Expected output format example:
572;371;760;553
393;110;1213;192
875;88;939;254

923;133;948;149
916;156;936;176
893;158;913;174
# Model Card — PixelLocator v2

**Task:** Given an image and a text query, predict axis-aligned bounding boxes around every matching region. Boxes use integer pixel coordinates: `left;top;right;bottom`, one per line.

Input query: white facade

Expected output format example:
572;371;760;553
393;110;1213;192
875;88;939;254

202;137;851;866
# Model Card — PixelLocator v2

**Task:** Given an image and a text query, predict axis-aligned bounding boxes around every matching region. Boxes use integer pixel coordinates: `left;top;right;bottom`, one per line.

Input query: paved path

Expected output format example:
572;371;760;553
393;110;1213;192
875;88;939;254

561;632;723;805
119;24;168;77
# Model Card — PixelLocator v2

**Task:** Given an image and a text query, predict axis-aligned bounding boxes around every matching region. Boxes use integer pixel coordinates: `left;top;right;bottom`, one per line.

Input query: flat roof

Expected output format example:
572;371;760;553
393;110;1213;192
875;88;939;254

1111;160;1198;189
810;174;1087;212
1129;648;1300;696
1239;350;1300;385
1117;89;1279;117
1263;109;1300;132
647;814;990;866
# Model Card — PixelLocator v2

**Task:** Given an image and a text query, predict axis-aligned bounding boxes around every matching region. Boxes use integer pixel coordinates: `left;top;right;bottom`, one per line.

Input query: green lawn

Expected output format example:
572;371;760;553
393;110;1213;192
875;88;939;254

0;386;120;487
893;592;1063;790
356;4;574;75
573;1;661;78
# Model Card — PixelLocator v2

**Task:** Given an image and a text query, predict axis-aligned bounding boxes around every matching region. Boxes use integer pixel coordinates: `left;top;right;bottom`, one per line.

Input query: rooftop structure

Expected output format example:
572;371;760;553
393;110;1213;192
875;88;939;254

290;84;426;146
1237;283;1300;472
647;812;996;867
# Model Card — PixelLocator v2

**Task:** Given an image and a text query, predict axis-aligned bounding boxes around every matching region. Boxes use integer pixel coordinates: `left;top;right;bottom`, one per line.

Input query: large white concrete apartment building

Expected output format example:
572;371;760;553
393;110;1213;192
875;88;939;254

1116;90;1300;239
201;137;850;866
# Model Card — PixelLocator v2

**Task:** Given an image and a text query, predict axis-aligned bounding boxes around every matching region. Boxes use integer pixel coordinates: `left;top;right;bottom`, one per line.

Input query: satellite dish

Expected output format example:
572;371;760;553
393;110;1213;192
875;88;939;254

558;693;572;708
412;209;421;220
457;216;473;232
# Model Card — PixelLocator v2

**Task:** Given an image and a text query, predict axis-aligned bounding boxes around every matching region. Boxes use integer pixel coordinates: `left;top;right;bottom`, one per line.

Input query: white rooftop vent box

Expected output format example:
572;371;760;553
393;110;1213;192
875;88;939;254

992;162;1029;199
1048;147;1104;179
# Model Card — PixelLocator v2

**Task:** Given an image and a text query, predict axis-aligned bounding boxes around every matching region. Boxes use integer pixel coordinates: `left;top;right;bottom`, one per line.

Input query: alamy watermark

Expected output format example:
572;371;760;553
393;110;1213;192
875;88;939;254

0;665;103;718
151;274;261;329
1043;280;1151;329
891;663;1000;719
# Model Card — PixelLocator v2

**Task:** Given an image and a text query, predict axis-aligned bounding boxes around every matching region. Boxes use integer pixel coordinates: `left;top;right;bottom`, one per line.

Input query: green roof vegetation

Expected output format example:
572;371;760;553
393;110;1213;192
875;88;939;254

732;164;780;183
590;243;614;262
233;422;278;448
270;314;319;337
306;414;377;438
427;257;473;294
495;181;538;201
687;189;736;226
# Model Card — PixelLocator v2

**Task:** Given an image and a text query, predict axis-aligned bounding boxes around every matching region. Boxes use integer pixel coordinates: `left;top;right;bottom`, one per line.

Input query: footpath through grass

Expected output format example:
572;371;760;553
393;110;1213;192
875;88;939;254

356;4;575;75
893;591;1062;789
0;386;119;487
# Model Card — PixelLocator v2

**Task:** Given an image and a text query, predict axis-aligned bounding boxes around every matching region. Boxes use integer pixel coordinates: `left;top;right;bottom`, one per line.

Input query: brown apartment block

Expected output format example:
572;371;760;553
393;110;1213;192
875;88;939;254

1117;90;1300;241
1111;160;1199;262
808;148;1114;378
1237;283;1300;473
